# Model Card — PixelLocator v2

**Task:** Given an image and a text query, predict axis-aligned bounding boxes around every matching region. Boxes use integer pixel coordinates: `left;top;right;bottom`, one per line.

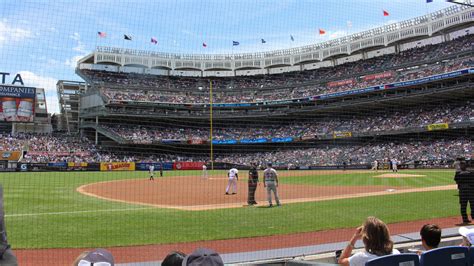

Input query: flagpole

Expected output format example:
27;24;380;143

95;33;98;52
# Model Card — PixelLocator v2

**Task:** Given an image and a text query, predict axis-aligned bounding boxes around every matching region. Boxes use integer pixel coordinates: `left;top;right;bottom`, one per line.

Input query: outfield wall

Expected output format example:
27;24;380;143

5;161;462;172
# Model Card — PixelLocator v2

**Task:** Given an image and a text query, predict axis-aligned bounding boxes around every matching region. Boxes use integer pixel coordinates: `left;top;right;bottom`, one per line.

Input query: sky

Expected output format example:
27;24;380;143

0;0;459;114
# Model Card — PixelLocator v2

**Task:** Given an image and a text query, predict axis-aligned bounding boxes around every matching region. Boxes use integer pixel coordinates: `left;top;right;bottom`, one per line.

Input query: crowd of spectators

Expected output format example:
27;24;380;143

214;138;472;167
0;132;470;166
7;133;102;163
80;34;474;105
98;102;473;143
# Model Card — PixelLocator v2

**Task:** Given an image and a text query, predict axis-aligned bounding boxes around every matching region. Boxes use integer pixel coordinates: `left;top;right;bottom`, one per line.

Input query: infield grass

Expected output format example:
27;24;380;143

0;169;459;248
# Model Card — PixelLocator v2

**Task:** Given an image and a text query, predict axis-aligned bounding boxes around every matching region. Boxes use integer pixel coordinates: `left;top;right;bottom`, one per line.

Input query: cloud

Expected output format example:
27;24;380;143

65;54;87;69
65;32;88;69
0;20;33;46
17;71;59;113
70;32;81;41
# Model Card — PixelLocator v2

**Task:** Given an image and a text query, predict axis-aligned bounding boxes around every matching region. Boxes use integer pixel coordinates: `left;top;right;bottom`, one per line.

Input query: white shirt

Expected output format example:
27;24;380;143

203;165;207;170
228;168;238;179
149;165;154;172
349;249;400;266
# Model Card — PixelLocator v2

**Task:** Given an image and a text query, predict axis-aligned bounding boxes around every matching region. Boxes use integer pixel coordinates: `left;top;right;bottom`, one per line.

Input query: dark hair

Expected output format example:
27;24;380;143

420;224;441;248
460;161;468;171
362;217;393;256
162;251;186;266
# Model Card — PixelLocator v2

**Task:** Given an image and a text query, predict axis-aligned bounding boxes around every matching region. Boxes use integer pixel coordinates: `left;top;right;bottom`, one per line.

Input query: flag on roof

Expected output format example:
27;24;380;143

97;32;106;38
151;37;158;44
124;34;132;40
202;42;207;47
290;35;294;41
261;39;266;44
233;41;239;46
383;10;389;16
319;28;326;35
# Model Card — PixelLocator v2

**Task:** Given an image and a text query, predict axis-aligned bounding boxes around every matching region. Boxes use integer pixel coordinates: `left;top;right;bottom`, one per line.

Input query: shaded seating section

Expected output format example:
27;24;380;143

420;246;469;266
366;253;420;266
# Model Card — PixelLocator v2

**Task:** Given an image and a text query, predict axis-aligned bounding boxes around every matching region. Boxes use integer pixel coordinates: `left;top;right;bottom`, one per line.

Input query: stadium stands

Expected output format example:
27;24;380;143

78;34;473;105
95;103;473;143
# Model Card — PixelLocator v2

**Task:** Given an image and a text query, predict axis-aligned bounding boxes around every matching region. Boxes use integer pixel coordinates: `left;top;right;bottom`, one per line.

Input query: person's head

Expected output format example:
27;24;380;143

73;248;114;266
460;161;468;171
420;224;441;250
162;251;186;266
267;163;272;168
361;216;393;256
72;251;89;266
182;248;223;266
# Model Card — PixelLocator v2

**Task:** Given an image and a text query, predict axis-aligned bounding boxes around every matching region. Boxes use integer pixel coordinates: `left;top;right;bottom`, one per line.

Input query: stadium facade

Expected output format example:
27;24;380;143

72;4;473;169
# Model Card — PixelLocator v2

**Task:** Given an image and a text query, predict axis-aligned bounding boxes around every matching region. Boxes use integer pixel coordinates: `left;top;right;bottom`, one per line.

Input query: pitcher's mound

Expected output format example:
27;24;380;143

375;173;426;178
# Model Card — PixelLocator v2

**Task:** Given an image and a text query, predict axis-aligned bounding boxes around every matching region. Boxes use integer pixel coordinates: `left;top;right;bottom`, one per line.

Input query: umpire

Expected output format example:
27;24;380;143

454;161;474;224
247;163;259;206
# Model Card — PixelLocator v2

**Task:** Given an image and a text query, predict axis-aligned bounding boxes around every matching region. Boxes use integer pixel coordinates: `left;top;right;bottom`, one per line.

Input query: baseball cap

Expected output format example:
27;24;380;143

78;248;115;266
182;248;224;266
459;227;474;244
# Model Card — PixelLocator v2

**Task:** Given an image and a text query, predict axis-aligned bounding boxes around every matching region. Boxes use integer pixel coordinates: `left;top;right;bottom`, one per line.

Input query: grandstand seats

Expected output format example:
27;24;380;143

365;253;420;266
79;34;473;105
419;246;469;266
97;102;473;143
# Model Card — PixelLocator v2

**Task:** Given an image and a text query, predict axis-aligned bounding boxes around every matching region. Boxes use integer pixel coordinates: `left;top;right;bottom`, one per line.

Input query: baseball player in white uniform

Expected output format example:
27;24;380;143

149;165;155;181
391;159;398;173
225;168;238;195
372;160;378;172
202;164;208;179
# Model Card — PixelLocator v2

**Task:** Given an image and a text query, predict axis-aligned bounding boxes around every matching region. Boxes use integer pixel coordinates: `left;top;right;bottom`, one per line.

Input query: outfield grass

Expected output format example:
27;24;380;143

0;169;458;249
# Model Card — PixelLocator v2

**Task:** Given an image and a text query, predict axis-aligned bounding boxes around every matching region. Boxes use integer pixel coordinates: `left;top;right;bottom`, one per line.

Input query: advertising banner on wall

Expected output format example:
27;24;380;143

427;123;449;131
68;162;89;170
333;131;352;138
0;85;36;122
100;162;135;171
173;162;205;170
0;151;21;161
327;79;355;88
362;71;393;81
136;162;173;171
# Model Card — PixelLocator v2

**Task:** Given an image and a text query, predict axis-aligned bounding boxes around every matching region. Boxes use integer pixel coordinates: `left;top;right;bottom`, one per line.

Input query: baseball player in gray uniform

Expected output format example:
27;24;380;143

264;163;280;207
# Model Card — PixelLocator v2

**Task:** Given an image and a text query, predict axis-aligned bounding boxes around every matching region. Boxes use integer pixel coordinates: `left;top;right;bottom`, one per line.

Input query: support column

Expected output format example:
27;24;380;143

95;116;98;145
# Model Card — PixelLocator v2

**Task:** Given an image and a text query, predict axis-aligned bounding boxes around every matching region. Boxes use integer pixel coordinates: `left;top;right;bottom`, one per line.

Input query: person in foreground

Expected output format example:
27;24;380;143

72;248;114;266
181;247;224;266
459;226;474;247
338;216;399;266
161;250;186;266
0;186;18;266
454;161;474;224
417;224;441;255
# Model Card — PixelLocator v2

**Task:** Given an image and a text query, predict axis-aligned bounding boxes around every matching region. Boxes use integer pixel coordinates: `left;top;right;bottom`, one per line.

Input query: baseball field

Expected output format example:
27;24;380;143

1;168;460;252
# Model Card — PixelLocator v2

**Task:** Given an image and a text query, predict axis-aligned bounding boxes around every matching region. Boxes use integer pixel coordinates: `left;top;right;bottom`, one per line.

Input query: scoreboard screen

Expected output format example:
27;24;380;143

0;85;36;123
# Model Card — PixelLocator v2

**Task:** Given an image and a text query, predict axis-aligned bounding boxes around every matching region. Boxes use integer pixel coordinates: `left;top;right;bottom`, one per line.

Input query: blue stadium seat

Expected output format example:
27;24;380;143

468;247;474;266
365;253;419;266
420;246;469;266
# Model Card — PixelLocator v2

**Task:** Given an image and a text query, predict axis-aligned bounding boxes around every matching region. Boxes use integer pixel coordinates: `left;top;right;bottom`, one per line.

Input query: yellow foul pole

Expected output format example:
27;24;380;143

209;80;214;170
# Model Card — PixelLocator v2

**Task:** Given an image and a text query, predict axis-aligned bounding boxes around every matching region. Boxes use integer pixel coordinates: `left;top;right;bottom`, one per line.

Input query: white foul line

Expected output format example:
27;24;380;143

5;207;157;218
